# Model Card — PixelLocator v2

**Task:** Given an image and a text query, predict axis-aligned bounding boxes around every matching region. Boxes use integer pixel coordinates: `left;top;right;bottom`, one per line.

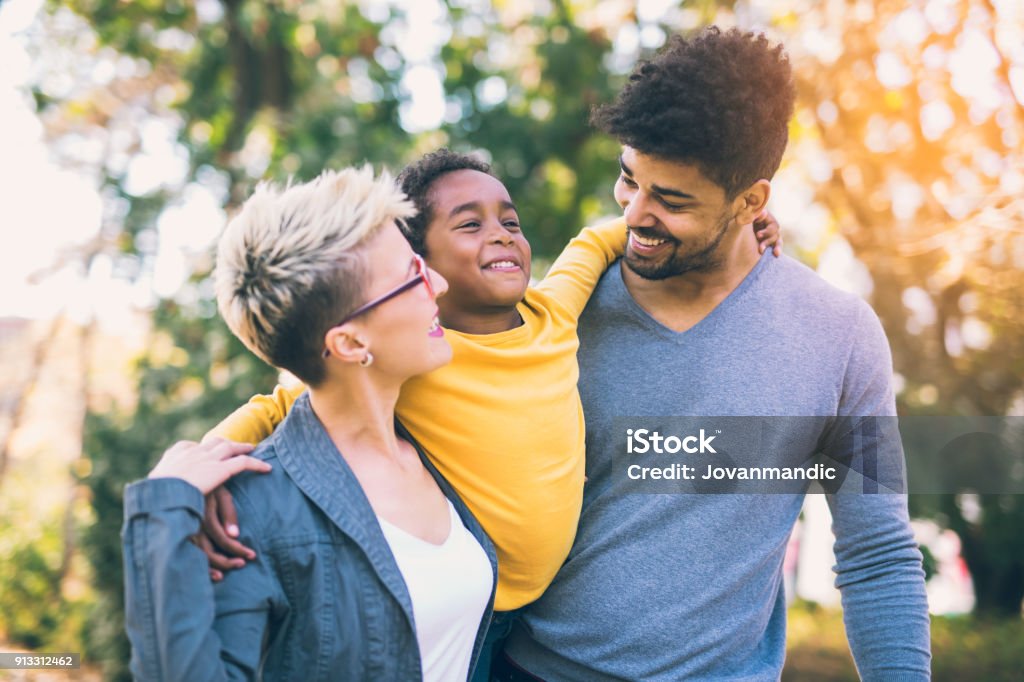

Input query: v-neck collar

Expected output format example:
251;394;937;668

612;250;774;342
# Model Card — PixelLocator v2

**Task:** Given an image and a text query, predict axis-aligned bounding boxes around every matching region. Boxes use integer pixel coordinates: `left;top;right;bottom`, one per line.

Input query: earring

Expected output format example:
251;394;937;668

359;352;374;368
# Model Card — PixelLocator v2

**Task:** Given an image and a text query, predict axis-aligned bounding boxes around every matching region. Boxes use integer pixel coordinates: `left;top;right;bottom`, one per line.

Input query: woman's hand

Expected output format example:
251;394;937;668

753;210;784;257
148;437;271;496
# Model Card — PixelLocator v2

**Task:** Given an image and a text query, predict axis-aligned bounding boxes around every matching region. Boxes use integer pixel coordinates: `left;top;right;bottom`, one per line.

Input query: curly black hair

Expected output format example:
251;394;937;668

396;148;493;255
591;26;795;198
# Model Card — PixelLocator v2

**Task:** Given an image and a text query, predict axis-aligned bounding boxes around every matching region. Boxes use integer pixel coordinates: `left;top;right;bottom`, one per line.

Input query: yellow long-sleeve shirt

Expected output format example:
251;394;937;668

210;218;626;610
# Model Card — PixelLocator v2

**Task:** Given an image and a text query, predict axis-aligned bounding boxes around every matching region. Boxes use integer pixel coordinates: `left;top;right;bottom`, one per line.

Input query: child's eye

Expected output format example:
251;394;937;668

457;221;481;230
661;200;687;211
620;175;638;188
503;219;521;231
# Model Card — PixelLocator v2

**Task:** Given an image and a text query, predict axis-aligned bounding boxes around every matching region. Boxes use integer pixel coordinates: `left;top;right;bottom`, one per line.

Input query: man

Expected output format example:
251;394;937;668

499;27;931;681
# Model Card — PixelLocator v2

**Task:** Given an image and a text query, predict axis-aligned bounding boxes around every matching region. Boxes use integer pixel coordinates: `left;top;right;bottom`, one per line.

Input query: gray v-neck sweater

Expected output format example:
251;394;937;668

505;255;930;681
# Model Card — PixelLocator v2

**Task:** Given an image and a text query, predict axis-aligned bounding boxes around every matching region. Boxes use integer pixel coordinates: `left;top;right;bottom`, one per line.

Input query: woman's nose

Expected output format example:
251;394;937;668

427;266;448;298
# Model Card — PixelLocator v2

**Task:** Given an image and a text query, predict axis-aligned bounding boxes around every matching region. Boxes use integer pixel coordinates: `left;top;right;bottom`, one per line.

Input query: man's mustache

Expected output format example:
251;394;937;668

627;226;680;244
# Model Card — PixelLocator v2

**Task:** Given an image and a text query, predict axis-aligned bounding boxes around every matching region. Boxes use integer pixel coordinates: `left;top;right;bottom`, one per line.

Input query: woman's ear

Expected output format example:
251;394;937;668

323;325;370;366
732;179;771;226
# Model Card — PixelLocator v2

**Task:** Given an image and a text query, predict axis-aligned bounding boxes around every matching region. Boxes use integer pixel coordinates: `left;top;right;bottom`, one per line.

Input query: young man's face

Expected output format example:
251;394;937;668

422;169;532;318
614;146;739;280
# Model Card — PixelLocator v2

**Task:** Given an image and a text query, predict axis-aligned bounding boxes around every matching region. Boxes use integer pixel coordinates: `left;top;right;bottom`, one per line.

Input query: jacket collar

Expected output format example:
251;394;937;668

269;392;417;627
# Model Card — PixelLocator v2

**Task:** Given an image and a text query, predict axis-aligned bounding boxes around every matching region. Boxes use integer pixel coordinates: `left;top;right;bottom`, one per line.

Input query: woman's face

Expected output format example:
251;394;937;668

355;222;452;378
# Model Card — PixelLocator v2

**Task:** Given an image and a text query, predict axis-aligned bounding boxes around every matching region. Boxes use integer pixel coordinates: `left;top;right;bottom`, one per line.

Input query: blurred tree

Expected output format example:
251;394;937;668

437;0;732;254
438;0;623;255
785;0;1024;615
18;1;1024;677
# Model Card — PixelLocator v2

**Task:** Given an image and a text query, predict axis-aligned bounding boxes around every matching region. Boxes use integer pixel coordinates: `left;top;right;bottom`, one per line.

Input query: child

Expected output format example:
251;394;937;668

205;149;781;678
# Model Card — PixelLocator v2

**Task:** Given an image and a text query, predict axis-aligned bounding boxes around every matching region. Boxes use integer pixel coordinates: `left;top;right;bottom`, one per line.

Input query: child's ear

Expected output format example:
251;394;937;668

732;179;771;226
324;325;370;365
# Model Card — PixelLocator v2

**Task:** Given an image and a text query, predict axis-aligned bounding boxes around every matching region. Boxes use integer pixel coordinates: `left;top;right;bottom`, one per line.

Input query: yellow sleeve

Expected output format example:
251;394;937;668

206;383;307;445
534;216;627;321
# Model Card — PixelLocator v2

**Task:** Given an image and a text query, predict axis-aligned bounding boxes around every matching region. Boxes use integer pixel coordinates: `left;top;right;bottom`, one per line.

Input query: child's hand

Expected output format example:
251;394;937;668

148;437;269;581
197;485;256;581
753;210;783;257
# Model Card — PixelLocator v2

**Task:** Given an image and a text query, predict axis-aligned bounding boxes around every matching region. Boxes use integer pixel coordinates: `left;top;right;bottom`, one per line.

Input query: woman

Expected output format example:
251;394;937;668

122;166;496;681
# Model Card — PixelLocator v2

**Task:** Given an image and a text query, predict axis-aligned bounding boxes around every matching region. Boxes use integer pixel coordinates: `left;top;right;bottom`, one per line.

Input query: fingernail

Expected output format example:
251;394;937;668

247;550;256;560
227;524;239;537
233;559;246;568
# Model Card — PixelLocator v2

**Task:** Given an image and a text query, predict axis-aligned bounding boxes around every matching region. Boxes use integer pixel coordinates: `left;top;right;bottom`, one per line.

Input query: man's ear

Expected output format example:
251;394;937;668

323;325;370;366
732;179;771;225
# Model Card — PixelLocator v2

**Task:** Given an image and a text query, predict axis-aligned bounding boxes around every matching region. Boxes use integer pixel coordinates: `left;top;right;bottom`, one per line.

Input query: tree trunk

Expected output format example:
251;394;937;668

0;315;63;482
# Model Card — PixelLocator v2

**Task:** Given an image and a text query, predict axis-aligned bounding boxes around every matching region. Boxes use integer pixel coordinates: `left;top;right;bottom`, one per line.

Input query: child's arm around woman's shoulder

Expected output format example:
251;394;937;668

208;382;307;445
198;382;305;577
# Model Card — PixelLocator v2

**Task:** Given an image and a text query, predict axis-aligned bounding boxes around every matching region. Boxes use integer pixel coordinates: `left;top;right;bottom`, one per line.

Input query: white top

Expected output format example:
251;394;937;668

377;500;492;682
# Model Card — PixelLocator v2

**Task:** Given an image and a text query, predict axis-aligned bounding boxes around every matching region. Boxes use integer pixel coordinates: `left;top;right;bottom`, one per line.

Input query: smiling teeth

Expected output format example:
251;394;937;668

632;233;667;247
487;261;516;269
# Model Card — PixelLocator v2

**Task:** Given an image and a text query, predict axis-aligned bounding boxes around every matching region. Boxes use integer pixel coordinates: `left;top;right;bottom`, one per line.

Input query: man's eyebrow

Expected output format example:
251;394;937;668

619;155;697;201
651;184;696;201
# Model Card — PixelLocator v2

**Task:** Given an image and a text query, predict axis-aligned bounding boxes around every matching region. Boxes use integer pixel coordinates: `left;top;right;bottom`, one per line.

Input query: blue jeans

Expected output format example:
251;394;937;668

471;609;520;682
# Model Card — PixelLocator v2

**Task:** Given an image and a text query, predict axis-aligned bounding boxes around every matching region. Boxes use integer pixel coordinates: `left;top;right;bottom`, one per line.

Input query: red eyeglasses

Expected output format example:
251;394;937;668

322;254;435;358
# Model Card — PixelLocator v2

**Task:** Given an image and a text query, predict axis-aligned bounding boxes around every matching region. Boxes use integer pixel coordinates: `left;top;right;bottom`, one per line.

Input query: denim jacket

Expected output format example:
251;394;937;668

123;393;498;681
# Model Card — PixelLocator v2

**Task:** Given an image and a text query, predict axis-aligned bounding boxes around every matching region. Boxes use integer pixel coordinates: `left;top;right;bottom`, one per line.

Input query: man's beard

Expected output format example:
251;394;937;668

623;209;735;281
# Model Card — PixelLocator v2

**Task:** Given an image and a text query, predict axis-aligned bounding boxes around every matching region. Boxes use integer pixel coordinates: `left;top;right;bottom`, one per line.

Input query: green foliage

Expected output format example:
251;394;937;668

785;601;1024;682
0;509;88;652
81;300;279;680
930;614;1024;681
912;493;1024;617
793;0;1024;617
784;600;859;682
440;5;622;253
919;542;938;583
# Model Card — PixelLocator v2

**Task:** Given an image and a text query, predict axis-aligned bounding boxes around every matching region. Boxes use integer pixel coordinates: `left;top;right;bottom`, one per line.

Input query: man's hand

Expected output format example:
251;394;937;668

753;210;783;257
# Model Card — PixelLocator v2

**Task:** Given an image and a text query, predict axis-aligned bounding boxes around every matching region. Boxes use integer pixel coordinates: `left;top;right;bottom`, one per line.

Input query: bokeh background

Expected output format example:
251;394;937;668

1;0;1022;679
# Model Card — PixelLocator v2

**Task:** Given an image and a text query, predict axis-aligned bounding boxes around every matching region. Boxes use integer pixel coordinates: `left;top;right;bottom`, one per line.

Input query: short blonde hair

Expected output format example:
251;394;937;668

215;165;415;385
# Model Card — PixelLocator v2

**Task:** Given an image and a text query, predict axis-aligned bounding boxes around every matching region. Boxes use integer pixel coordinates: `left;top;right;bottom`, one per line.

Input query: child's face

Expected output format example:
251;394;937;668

422;169;532;319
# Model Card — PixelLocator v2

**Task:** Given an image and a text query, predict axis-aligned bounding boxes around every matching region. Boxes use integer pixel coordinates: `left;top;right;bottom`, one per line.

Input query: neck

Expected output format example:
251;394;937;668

307;372;402;460
438;305;524;335
622;224;762;320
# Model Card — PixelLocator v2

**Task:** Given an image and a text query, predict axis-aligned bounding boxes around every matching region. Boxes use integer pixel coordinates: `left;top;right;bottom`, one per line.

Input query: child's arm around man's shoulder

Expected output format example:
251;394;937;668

533;217;629;321
533;213;783;322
